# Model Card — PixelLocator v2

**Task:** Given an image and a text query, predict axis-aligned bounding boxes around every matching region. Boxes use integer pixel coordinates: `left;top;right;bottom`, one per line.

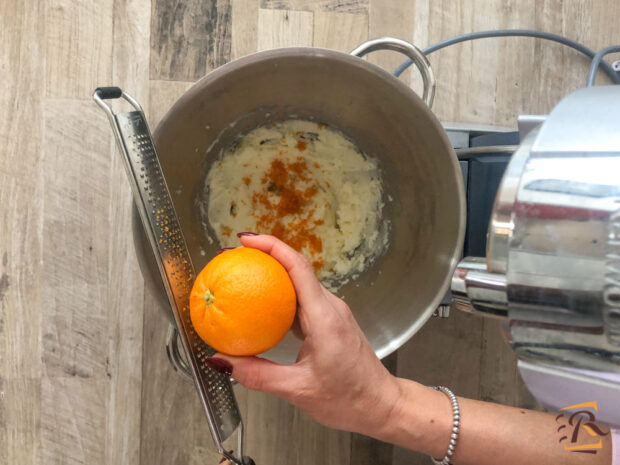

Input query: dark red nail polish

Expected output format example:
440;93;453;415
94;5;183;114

218;247;235;254
218;450;234;464
237;232;258;237
205;357;233;376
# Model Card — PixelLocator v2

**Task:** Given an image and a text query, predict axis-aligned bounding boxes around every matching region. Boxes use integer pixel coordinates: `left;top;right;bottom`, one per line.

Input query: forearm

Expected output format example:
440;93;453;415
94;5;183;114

371;378;612;465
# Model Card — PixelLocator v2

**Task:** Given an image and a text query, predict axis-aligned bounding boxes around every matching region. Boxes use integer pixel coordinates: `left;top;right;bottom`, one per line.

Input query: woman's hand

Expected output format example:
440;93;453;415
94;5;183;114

208;234;402;436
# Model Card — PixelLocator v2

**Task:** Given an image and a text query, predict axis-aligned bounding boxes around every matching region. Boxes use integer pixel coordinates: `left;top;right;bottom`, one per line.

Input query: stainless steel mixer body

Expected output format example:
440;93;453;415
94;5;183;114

453;86;620;425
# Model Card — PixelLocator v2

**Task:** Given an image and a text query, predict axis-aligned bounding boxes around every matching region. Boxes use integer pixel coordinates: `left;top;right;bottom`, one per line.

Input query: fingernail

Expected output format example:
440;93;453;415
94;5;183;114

218;450;234;464
217;247;235;254
205;357;233;376
237;232;258;237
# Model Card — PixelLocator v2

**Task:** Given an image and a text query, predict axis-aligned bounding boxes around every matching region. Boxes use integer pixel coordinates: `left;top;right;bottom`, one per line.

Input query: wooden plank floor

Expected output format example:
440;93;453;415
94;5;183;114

2;1;619;464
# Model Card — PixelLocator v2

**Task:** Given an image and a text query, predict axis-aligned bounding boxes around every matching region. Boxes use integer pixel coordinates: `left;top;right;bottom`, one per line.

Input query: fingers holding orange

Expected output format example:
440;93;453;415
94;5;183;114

239;234;327;308
212;353;300;397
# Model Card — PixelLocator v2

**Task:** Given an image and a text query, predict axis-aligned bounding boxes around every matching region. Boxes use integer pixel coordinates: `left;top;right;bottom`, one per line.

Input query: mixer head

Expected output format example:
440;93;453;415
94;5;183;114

452;85;620;426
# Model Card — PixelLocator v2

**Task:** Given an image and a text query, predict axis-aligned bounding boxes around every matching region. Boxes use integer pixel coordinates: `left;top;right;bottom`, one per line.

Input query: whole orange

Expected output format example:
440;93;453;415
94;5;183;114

189;247;297;356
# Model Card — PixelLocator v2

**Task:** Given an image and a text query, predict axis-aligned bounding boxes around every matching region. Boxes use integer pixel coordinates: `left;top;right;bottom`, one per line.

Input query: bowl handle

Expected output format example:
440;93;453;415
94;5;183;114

166;324;239;385
165;324;194;382
350;37;436;108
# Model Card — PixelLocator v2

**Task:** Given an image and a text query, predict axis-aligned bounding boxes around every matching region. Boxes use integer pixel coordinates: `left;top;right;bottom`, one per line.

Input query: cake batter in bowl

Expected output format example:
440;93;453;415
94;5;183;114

202;119;388;291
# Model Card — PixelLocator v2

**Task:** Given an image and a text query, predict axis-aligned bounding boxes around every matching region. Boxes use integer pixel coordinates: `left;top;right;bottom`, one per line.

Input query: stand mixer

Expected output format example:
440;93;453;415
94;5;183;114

452;85;620;427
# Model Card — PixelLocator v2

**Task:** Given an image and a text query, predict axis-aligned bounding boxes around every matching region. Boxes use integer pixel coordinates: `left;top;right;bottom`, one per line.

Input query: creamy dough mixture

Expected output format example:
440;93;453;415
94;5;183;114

202;119;388;288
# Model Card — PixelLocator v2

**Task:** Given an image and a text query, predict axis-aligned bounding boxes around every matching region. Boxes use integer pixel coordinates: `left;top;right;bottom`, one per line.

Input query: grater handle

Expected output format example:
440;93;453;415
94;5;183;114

94;86;123;99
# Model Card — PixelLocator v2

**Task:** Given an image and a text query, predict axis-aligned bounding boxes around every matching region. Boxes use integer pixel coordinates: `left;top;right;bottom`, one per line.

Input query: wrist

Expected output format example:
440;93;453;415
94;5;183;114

371;378;454;458
370;377;423;442
352;373;404;437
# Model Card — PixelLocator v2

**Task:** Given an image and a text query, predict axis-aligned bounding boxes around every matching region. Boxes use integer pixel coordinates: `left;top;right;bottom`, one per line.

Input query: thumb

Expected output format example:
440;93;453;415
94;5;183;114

211;354;298;397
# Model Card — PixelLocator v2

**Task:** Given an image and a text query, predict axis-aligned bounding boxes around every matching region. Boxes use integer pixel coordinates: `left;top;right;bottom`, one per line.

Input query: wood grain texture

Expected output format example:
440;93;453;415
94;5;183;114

45;0;114;98
150;0;232;81
261;0;368;14
149;80;195;127
257;8;314;50
231;0;260;59
0;0;45;463
413;0;500;125
112;0;152;103
41;376;108;464
419;0;620;126
3;1;620;464
245;391;351;465
207;0;234;72
0;3;45;378
40;101;113;382
40;100;108;464
40;99;146;465
0;379;40;465
313;11;368;51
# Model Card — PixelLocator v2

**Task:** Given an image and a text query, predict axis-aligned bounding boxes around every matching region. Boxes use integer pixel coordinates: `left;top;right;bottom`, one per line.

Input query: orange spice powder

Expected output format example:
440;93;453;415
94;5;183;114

252;158;324;270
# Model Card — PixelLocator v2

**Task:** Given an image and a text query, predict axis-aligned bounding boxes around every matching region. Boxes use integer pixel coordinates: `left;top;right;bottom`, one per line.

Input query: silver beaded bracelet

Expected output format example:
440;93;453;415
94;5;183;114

429;386;460;465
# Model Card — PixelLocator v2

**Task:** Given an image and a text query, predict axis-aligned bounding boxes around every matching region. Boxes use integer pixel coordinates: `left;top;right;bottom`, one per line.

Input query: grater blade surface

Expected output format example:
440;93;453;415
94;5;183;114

94;89;243;460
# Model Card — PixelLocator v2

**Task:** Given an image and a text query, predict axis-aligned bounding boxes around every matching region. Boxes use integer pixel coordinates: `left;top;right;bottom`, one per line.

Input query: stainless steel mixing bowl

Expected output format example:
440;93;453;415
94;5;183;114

133;38;466;364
